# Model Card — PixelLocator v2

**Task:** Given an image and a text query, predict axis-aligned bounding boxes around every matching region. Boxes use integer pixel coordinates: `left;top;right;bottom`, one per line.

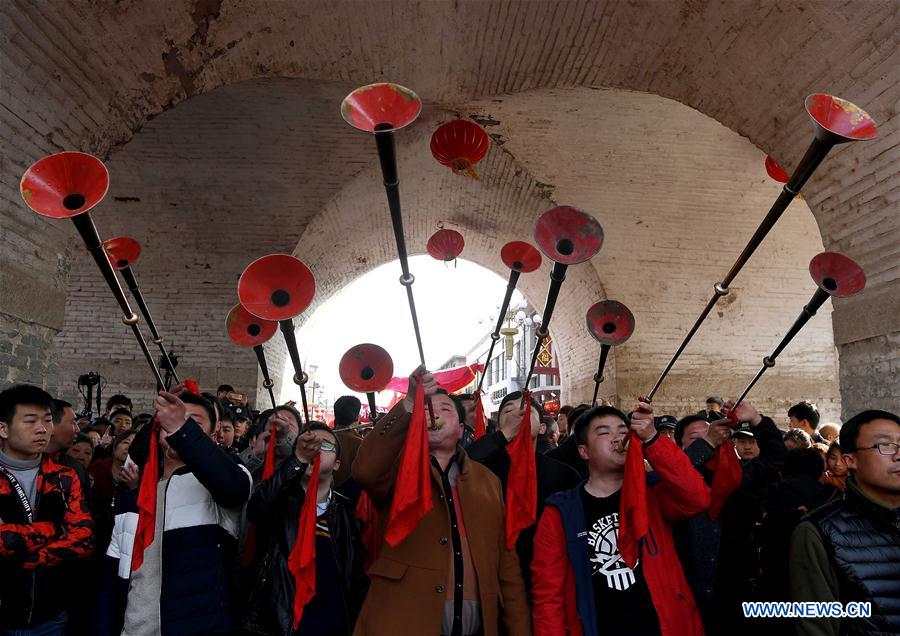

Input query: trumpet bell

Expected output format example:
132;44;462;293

765;156;789;184
226;304;278;347
341;83;422;133
339;343;394;393
501;241;542;273
805;94;877;143
809;252;866;298
586;300;636;346
427;229;465;261
534;206;604;265
20;152;109;219
103;237;141;270
238;254;316;321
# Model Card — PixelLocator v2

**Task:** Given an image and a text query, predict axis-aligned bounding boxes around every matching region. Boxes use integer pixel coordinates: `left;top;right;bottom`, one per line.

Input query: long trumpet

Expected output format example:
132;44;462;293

525;206;604;388
341;82;438;426
646;94;877;401
586;300;636;406
339;343;394;425
20;152;164;389
474;241;543;394
226;304;278;409
238;254;315;425
731;252;866;410
103;236;179;385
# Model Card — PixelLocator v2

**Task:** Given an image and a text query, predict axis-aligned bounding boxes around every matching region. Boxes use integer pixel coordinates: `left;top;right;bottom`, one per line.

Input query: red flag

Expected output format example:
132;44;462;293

472;390;486;440
504;391;537;549
384;383;433;547
618;430;649;569
131;425;158;572
262;425;277;480
356;491;380;570
288;454;321;629
706;440;743;519
241;424;278;566
131;379;201;572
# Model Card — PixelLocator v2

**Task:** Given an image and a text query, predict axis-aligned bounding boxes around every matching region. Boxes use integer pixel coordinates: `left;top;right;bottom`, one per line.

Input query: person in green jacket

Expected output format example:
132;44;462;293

789;409;900;636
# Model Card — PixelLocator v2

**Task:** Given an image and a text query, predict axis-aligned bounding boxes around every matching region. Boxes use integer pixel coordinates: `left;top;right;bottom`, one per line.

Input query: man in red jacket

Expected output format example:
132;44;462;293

532;402;710;636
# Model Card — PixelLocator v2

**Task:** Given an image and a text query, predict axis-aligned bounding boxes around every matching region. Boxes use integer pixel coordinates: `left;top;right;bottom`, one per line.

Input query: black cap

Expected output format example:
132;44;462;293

231;404;250;420
732;422;754;438
654;415;678;431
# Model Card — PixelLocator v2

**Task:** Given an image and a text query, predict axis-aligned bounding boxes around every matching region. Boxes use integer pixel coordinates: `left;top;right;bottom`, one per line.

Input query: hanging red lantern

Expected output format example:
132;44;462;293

430;120;489;180
427;229;465;262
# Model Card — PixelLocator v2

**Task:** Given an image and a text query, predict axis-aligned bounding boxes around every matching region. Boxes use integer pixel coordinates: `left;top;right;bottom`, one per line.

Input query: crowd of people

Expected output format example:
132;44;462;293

0;376;897;636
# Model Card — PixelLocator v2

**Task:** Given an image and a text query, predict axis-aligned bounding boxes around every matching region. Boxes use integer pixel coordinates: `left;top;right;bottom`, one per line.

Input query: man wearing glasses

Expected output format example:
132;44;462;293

790;409;900;636
242;422;367;636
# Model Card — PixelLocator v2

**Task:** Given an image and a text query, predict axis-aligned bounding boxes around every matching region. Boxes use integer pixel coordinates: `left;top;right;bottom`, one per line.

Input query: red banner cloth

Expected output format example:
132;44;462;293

288;454;321;629
618;430;649;569
385;363;484;394
384;384;434;547
504;391;537;549
706;440;743;520
473;390;486;440
132;379;200;572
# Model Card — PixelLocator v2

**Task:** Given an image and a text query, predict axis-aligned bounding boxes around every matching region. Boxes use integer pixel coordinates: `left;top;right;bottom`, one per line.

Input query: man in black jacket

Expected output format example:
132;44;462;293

672;403;788;635
790;409;900;636
94;389;252;636
243;422;367;636
466;390;580;595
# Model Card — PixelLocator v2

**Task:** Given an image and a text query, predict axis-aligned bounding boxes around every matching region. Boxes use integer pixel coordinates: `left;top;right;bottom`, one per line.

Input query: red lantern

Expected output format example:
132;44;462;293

427;229;465;262
765;155;789;184
431;120;489;180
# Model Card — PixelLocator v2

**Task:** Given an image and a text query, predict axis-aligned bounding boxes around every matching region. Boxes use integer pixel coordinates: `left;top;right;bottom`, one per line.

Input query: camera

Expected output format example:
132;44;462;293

78;372;101;387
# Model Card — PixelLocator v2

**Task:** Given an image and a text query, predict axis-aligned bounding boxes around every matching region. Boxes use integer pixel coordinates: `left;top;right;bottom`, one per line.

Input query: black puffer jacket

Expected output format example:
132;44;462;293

242;454;368;636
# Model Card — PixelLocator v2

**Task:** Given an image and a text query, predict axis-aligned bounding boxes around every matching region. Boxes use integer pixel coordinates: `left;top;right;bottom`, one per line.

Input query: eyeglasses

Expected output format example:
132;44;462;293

320;441;337;454
857;442;900;456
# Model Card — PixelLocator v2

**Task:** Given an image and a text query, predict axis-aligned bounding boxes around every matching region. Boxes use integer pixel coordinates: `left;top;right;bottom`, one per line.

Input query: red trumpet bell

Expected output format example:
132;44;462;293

586;300;636;346
226;304;278;347
341;83;422;133
427;229;465;262
339;343;394;393
237;254;316;321
430;120;489;179
765;156;789;184
534;206;604;265
805;94;877;142
809;252;866;298
501;241;542;273
20;152;109;219
103;237;142;270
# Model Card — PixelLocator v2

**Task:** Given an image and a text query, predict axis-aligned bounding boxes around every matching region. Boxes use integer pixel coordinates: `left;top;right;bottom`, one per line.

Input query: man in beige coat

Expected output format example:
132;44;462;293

352;367;531;636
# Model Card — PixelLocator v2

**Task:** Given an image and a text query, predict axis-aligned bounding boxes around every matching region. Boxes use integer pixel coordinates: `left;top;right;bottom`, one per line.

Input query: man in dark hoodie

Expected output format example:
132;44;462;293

466;390;580;594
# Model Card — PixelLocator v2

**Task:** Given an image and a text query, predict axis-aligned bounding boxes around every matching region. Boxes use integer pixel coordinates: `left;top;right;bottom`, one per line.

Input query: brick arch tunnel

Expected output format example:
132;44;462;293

1;1;896;421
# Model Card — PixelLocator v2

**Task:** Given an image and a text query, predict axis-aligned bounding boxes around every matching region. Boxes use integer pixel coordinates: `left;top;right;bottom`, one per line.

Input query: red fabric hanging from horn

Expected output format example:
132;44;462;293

472;390;486;441
241;419;279;567
705;440;743;520
132;379;201;572
384;383;433;547
504;391;537;549
288;454;321;629
618;430;649;569
430;120;489;179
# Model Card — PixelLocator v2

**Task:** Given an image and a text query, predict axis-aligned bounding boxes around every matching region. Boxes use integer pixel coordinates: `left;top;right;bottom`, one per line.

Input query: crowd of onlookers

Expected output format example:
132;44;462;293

0;377;897;636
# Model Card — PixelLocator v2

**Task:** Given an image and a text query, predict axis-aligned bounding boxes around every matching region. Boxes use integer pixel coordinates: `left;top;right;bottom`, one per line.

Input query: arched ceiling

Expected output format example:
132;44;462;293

2;0;896;416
